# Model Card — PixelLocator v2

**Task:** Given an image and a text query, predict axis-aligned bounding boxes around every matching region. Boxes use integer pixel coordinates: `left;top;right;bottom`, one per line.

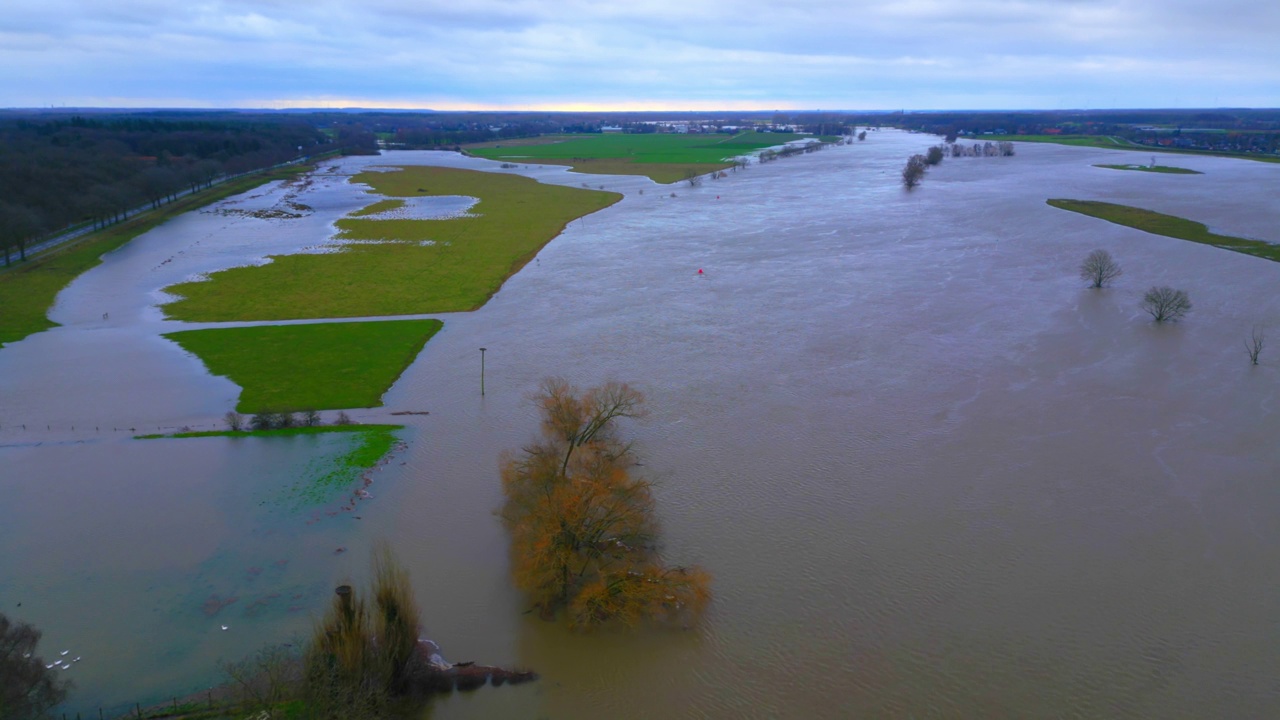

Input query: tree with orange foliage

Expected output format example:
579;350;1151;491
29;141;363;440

499;378;711;629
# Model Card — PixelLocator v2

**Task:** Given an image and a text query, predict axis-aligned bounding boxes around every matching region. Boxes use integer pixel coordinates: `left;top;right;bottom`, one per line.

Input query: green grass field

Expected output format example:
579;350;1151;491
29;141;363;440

0;166;309;347
1048;199;1280;263
164;320;441;412
977;134;1132;148
162;166;621;321
1094;163;1203;174
467;131;827;183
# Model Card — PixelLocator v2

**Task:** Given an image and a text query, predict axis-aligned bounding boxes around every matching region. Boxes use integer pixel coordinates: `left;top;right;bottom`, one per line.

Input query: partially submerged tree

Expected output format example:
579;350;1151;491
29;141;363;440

1246;325;1265;365
1079;249;1123;288
0;613;71;720
902;154;928;189
499;378;710;629
1141;286;1192;322
925;145;945;166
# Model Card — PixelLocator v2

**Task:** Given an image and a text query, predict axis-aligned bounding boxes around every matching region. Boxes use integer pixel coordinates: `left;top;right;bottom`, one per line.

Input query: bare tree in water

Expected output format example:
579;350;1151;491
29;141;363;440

1246;325;1265;365
1079;249;1123;288
1141;286;1192;322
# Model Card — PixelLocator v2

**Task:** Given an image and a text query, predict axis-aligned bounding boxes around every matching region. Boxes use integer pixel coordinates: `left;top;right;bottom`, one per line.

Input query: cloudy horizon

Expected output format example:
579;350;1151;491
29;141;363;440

4;0;1278;111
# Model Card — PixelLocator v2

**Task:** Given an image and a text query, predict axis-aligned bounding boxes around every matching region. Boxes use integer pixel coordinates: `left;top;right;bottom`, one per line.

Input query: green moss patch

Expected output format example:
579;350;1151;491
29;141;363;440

164;319;441;412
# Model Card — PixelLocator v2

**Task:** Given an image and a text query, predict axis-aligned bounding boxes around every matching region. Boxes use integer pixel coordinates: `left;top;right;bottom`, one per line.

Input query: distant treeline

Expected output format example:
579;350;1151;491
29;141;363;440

0;113;378;264
6;106;1277;266
891;109;1280;155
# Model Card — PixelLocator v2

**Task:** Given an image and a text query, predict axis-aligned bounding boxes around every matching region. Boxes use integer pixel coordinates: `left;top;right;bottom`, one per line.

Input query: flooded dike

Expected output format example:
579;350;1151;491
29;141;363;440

2;132;1279;717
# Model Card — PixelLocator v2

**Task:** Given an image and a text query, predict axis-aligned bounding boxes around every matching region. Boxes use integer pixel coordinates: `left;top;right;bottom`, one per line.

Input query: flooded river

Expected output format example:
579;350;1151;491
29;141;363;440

2;132;1279;718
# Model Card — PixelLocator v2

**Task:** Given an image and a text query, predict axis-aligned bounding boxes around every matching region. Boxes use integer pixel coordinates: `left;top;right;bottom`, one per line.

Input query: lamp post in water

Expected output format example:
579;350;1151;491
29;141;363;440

480;348;486;396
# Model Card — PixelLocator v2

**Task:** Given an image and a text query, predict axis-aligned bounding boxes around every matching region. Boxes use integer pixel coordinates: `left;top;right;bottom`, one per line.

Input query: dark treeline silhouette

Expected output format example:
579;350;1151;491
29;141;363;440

889;108;1280;156
0;112;365;265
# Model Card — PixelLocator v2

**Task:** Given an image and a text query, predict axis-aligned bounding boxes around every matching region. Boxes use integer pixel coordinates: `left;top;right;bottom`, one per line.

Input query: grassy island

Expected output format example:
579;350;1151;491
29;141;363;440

1048;199;1280;263
467;131;832;183
162;166;620;321
1094;163;1202;174
164;320;441;412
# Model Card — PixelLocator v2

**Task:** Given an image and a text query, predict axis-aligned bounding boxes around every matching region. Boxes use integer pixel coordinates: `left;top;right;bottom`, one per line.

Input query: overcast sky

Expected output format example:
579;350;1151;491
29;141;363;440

3;0;1277;110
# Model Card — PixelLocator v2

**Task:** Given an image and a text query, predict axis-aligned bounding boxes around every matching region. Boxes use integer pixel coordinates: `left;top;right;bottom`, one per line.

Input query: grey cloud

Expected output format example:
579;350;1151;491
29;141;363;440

1;0;1277;108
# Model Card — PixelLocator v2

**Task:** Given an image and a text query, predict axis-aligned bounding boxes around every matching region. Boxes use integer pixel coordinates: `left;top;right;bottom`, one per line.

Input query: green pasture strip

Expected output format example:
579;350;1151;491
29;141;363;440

1094;164;1202;174
1047;199;1280;263
164;319;441;412
984;135;1280;163
466;131;818;182
511;157;731;184
0;166;308;348
349;198;405;216
136;423;402;440
162;166;620;321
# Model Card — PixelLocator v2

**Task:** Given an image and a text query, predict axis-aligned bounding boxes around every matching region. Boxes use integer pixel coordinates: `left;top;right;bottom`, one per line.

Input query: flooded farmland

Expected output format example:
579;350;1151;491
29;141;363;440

2;131;1280;718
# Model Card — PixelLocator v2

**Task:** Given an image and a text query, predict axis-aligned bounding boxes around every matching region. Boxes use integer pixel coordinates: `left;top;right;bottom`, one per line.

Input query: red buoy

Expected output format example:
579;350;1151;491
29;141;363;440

697;268;704;274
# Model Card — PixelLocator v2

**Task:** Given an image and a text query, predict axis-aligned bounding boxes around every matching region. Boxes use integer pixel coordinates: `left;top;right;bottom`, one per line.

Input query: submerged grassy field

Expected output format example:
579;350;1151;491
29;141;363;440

1048;199;1280;263
138;424;405;505
984;134;1280;164
1094;163;1202;174
0;165;309;347
164;320;441;412
162;166;620;321
978;134;1133;149
467;131;828;183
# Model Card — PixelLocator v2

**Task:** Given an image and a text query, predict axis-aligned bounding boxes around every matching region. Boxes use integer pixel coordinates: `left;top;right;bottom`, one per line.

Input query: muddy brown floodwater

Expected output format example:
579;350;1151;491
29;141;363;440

2;132;1279;718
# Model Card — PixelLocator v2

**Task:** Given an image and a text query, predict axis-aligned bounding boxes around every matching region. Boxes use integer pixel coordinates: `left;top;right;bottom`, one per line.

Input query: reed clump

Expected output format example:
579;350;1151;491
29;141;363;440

302;546;424;718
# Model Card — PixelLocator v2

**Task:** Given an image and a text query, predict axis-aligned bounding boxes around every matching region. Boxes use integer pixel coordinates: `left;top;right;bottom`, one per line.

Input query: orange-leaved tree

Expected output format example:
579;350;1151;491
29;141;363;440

499;378;710;629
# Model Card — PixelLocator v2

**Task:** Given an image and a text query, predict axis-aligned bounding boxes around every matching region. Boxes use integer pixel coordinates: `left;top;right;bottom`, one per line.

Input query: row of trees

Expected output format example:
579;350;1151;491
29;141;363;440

951;141;1015;158
902;140;1015;189
499;379;711;629
225;409;353;431
0;114;359;264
